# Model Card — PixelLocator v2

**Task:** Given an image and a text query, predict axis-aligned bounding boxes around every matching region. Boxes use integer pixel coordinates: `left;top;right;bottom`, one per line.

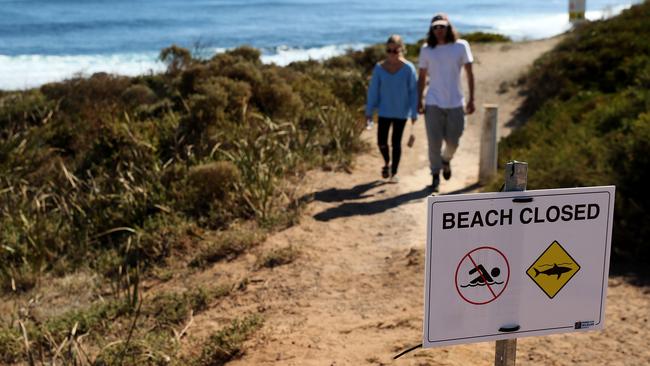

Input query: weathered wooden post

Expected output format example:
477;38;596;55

479;104;498;184
494;160;527;366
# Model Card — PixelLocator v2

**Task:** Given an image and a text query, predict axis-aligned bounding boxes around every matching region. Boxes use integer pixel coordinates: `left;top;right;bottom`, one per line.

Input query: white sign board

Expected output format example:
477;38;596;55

423;186;615;348
569;0;586;21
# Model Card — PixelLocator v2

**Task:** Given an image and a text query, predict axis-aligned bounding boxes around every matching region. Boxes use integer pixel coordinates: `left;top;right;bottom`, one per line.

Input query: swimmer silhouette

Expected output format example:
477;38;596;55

469;265;501;284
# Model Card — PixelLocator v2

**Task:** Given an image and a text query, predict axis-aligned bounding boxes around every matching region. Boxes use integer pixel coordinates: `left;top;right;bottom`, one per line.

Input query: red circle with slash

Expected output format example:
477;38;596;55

455;246;510;305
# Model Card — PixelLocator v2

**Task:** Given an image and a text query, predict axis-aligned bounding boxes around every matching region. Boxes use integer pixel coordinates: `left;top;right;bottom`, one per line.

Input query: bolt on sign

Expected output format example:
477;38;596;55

423;186;615;347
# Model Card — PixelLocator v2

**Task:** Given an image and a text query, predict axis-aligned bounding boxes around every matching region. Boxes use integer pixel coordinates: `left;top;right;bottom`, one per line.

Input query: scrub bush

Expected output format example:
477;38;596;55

497;2;650;269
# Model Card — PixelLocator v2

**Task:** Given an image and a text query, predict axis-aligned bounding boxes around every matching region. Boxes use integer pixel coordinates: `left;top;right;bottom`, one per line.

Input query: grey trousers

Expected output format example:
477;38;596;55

424;105;465;175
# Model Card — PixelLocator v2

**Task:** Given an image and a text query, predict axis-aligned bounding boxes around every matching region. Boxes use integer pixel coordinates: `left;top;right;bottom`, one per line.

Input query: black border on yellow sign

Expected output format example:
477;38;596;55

526;240;581;299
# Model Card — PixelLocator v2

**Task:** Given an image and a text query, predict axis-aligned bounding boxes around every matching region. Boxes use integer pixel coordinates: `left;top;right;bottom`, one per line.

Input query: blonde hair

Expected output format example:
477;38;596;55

386;34;406;55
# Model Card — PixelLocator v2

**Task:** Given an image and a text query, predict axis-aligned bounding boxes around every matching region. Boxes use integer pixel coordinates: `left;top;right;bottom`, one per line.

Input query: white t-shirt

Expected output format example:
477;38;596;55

418;40;473;108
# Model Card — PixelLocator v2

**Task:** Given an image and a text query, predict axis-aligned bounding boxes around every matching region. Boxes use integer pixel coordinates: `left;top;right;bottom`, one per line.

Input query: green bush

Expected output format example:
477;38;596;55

497;2;650;268
121;84;158;107
160;44;193;75
256;245;299;269
0;326;22;364
192;315;263;366
461;32;511;43
147;286;223;325
190;223;264;267
0;39;374;289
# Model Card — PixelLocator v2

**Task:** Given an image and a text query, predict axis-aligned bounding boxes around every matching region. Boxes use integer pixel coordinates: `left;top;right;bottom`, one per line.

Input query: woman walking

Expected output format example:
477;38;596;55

365;35;418;183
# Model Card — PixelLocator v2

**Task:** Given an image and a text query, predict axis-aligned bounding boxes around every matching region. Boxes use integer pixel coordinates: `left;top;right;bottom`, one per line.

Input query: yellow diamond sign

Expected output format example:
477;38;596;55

526;241;580;299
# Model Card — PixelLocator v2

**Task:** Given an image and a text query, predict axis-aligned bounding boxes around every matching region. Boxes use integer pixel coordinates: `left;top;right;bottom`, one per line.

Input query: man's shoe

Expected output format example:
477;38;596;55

389;174;399;183
442;160;452;180
430;174;440;193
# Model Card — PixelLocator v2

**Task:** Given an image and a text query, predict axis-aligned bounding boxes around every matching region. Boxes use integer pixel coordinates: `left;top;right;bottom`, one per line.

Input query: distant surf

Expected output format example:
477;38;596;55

0;1;638;91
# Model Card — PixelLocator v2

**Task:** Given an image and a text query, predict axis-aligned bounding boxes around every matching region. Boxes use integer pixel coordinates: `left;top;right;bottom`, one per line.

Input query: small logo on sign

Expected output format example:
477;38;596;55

526;240;580;299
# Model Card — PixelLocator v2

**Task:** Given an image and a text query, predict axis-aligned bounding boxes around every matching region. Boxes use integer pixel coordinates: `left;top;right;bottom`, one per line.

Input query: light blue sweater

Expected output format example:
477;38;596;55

365;61;418;120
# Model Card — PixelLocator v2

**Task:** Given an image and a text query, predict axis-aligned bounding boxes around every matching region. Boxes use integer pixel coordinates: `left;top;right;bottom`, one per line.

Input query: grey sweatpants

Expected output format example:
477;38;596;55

424;105;465;175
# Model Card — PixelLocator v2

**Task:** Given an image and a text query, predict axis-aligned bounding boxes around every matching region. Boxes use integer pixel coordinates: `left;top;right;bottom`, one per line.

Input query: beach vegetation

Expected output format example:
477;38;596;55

256;245;300;269
191;315;263;366
0;27;385;362
491;2;650;270
461;32;512;43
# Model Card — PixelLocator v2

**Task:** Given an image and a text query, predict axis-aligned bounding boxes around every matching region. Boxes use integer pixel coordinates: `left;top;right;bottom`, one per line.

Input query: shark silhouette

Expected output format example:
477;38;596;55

533;263;572;279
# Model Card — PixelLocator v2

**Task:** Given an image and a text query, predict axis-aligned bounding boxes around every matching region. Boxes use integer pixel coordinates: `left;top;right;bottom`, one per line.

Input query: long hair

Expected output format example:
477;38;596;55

426;14;458;48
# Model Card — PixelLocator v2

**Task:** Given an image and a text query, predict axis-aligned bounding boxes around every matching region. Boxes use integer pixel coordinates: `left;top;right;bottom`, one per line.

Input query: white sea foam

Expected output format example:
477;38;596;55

0;44;368;90
260;43;367;66
0;3;637;91
0;53;165;91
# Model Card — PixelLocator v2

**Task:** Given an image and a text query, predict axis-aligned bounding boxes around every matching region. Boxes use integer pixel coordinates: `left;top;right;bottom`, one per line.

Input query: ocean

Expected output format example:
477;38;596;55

0;0;640;90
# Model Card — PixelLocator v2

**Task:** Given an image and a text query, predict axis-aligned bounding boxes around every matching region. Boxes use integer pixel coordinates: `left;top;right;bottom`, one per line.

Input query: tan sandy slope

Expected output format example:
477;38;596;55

185;37;650;365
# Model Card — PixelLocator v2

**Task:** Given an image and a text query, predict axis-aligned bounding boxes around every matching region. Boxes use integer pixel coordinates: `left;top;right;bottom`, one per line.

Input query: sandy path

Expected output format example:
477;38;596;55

186;37;650;365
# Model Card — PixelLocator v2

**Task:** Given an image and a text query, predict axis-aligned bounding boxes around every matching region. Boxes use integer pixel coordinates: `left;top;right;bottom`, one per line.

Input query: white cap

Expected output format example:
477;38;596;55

431;14;450;27
431;19;449;27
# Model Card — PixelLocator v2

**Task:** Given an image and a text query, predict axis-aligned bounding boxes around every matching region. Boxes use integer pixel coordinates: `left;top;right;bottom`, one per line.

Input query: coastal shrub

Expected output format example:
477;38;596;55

186;77;251;128
0;90;55;135
183;161;241;220
520;3;650;115
160;44;193;75
216;116;299;221
42;299;132;344
225;45;262;66
192;315;263;366
497;2;650;269
190;222;264;267
325;44;384;74
0;27;374;295
316;103;366;168
137;213;199;263
179;64;210;96
253;67;304;120
93;338;173;366
121;84;158;107
0;326;23;364
288;73;338;110
147;286;218;325
217;60;263;87
41;73;130;116
256;245;299;269
461;32;511;43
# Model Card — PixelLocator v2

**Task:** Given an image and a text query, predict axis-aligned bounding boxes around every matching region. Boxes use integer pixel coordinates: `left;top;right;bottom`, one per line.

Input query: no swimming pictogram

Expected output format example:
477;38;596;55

455;246;510;305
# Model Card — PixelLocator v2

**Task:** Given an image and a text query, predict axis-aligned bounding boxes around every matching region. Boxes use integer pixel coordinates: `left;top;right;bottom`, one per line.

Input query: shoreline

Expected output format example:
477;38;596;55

0;34;561;92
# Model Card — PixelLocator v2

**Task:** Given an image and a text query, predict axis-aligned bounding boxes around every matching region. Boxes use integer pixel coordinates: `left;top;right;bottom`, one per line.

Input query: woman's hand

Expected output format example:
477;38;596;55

465;100;475;115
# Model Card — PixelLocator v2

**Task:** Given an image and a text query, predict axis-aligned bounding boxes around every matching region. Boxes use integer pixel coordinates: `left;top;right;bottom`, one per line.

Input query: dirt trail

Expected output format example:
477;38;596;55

186;37;650;365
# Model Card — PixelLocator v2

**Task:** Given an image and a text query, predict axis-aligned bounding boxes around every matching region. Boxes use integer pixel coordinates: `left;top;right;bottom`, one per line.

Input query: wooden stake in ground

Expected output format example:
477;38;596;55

494;160;528;366
479;104;498;184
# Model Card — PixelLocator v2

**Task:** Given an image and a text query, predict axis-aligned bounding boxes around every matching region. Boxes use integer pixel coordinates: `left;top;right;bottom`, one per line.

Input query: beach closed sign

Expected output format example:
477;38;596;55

423;186;615;347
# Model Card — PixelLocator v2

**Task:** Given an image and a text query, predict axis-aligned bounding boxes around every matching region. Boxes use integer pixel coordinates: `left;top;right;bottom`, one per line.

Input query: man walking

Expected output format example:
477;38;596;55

417;13;475;192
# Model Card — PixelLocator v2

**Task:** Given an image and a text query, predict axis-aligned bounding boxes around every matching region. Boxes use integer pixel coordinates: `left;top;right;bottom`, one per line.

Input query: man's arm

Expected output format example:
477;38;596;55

417;68;427;114
464;63;475;115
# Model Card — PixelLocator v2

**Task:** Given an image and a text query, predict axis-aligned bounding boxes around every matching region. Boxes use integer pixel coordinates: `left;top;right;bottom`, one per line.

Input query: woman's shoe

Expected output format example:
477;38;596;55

430;174;440;192
381;166;390;179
